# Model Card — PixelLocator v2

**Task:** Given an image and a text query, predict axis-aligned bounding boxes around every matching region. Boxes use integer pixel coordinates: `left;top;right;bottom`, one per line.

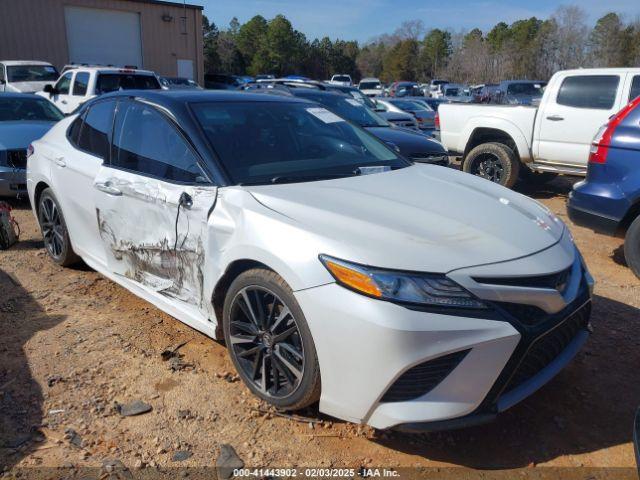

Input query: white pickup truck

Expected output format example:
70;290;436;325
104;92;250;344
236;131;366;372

37;66;162;114
440;68;640;187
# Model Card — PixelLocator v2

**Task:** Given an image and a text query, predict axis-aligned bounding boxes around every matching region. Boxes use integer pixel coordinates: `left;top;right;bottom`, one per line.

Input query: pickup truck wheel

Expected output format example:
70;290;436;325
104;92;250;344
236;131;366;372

624;215;640;279
463;142;520;188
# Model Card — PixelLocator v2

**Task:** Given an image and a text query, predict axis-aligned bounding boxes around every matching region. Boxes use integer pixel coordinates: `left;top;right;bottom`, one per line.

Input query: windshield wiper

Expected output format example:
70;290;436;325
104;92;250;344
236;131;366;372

269;173;358;184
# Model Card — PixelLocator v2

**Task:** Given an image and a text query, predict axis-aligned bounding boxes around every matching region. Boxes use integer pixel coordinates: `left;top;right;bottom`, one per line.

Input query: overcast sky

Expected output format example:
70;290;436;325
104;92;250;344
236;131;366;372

185;0;640;42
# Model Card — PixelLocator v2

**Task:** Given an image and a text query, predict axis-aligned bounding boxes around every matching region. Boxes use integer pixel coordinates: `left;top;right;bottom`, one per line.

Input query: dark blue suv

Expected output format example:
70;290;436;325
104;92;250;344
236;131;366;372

568;96;640;278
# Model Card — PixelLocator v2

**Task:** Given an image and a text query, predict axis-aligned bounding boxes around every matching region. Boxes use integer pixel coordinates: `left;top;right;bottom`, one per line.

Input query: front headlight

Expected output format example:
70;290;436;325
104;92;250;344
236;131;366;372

319;255;488;309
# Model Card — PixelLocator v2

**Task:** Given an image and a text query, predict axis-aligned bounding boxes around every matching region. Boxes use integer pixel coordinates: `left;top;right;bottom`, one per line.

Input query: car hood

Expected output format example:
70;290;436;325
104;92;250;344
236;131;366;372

0;121;56;150
365;126;446;156
7;81;55;93
246;165;564;272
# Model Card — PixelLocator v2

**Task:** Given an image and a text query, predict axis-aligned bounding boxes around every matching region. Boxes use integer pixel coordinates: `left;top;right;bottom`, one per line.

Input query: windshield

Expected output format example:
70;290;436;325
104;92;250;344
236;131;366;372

359;82;380;90
7;65;59;83
445;88;460;96
0;97;64;122
390;99;428;111
191;101;408;185
96;74;161;94
506;83;545;96
332;76;350;82
298;93;389;127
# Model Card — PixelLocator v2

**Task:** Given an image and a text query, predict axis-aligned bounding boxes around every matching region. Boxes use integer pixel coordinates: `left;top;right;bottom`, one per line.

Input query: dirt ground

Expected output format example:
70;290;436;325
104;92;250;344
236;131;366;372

1;176;639;479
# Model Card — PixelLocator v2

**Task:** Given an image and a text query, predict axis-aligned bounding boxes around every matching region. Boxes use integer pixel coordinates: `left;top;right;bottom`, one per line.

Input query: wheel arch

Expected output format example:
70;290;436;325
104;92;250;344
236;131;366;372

211;259;275;336
33;181;51;215
460;120;531;167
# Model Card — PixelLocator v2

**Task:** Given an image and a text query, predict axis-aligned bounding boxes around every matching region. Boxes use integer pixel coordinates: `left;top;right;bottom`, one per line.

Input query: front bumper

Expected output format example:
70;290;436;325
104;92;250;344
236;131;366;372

0;167;27;197
296;234;592;430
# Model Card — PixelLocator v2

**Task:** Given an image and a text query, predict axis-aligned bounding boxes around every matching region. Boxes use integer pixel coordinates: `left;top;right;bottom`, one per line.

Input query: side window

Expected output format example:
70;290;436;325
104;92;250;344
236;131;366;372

73;72;89;96
111;101;202;183
556;75;619;110
55;72;73;95
77;100;116;159
630;76;640;103
67;113;85;147
0;66;5;82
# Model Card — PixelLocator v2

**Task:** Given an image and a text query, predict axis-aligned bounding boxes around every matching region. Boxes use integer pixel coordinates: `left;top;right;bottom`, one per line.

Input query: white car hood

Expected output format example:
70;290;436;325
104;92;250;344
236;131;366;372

8;81;55;93
246;165;564;273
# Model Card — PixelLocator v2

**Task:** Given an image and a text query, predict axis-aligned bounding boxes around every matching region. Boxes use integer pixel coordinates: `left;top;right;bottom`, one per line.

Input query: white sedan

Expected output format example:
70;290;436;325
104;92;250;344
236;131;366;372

27;90;593;431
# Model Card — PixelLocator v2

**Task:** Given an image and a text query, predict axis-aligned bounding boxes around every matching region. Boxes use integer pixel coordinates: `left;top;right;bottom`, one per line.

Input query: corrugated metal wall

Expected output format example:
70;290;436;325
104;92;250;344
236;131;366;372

0;0;204;84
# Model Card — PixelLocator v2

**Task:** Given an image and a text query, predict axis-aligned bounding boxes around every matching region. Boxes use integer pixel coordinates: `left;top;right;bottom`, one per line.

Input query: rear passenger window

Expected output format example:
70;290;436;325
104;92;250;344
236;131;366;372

77;100;115;159
73;72;89;96
630;76;640;102
111;101;203;183
557;75;619;110
67;113;84;146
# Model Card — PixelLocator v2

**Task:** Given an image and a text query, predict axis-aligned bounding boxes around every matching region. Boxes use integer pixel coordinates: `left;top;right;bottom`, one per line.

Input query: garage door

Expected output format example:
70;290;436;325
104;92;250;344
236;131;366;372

65;6;143;68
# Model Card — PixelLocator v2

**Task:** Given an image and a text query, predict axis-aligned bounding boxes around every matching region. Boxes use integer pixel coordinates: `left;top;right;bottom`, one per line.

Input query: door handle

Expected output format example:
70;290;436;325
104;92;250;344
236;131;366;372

546;115;564;121
61;100;68;104
54;156;66;167
94;182;122;196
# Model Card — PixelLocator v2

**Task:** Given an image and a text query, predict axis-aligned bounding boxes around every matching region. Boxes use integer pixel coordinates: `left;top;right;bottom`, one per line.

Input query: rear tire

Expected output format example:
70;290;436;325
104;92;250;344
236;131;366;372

624;215;640;279
463;142;520;188
37;188;80;267
223;268;321;410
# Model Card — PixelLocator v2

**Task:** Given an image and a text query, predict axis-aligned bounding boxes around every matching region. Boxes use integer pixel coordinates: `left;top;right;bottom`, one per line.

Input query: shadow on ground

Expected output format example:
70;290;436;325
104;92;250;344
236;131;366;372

0;268;65;470
374;294;640;469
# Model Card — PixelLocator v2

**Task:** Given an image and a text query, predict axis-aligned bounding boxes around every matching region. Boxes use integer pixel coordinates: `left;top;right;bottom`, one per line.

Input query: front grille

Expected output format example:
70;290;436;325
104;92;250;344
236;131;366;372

502;301;590;395
6;149;27;169
380;349;470;403
474;266;572;292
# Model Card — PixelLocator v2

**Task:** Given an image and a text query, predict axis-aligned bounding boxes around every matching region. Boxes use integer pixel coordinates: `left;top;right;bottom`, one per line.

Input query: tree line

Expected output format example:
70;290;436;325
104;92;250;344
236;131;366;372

203;5;640;84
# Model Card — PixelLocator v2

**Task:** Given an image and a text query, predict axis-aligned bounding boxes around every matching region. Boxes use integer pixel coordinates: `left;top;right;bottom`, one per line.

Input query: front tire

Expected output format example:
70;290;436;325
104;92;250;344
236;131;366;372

463;142;520;188
624;215;640;279
37;188;80;267
223;269;321;410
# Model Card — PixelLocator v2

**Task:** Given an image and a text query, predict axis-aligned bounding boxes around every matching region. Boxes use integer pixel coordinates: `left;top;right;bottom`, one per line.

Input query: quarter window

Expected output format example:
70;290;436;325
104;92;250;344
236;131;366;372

55;72;73;95
73;72;89;96
77;100;116;159
556;75;619;110
630;76;640;102
111;101;202;183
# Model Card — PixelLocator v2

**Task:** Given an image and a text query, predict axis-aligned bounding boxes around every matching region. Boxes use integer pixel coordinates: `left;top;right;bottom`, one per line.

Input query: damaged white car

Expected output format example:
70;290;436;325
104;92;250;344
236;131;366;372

27;90;593;431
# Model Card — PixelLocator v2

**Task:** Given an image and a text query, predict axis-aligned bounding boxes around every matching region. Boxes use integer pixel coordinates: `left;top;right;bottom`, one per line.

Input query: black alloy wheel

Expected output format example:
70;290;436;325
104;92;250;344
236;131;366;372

471;153;504;183
228;285;305;400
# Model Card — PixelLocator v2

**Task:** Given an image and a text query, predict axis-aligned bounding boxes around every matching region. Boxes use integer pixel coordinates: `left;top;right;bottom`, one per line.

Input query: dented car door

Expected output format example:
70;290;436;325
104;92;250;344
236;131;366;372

93;99;216;320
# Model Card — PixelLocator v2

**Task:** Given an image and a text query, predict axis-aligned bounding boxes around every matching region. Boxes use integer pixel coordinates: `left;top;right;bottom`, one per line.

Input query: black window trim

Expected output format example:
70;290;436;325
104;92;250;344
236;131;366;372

629;75;640;103
65;97;117;162
107;98;215;187
556;74;620;110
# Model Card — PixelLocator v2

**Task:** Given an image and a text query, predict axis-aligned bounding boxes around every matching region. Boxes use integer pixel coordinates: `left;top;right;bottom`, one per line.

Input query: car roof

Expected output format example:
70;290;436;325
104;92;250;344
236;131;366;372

95;89;310;108
1;60;54;66
64;67;156;75
0;92;52;100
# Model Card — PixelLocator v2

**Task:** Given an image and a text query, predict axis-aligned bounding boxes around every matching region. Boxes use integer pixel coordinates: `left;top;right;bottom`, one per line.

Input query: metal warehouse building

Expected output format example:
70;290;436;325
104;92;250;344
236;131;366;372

0;0;204;84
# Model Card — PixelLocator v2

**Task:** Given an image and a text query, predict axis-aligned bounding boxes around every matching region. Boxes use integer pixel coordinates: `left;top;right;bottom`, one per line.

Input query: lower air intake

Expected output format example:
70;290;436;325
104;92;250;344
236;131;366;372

380;349;470;403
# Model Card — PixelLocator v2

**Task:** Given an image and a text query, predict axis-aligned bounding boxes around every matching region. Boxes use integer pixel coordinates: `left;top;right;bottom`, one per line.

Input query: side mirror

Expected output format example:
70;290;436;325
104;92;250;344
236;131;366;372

0;79;5;85
43;84;55;96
